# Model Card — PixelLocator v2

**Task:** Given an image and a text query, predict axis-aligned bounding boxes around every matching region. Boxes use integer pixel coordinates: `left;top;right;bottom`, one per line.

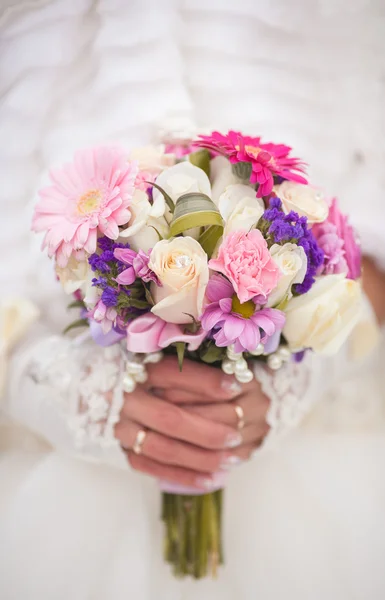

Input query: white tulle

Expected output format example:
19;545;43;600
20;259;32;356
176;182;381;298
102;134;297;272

1;1;385;599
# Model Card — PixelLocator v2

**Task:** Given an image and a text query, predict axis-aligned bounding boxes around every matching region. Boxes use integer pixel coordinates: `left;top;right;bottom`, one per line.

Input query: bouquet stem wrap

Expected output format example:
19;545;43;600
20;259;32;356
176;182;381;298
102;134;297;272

162;490;223;578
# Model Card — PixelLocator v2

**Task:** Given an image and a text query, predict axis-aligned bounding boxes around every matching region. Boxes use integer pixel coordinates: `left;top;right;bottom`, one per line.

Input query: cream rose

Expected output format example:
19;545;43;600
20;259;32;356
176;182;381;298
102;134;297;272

276;181;329;224
283;274;362;355
56;255;99;307
218;184;264;235
267;243;308;307
119;189;169;252
149;237;209;324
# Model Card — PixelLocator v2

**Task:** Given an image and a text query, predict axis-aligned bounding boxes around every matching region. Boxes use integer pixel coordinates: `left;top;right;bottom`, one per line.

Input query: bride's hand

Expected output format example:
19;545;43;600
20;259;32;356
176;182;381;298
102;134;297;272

114;356;269;490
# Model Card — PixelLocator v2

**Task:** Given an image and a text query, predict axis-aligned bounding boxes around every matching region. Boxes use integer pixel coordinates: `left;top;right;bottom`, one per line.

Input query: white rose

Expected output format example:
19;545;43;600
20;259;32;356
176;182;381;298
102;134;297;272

149;237;209;324
210;156;240;205
129;145;175;173
267;243;308;307
56;255;89;295
119;189;169;252
56;255;98;308
283;274;362;355
276;181;329;224
218;184;264;235
152;162;212;222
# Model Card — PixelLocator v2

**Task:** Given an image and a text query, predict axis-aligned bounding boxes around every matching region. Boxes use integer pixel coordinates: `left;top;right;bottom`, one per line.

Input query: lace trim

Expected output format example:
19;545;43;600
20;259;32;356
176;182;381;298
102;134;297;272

253;357;314;450
25;335;125;457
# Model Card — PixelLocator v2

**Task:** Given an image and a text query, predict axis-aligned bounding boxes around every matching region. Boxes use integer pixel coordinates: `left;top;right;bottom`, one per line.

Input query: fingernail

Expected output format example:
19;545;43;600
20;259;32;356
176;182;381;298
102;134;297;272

220;455;243;470
225;432;242;449
221;379;242;397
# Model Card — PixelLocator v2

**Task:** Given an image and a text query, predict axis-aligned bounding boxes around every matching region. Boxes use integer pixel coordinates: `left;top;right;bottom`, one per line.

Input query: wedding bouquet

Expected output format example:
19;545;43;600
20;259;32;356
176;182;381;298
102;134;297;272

32;130;362;578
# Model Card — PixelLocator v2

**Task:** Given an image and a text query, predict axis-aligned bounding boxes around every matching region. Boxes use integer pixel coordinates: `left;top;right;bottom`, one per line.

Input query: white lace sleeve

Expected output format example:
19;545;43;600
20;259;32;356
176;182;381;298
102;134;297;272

253;357;318;450
5;330;128;470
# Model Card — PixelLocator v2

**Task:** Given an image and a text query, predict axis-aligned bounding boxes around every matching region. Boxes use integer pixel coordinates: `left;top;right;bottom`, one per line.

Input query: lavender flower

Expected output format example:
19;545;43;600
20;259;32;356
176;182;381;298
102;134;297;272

101;287;119;307
261;198;324;294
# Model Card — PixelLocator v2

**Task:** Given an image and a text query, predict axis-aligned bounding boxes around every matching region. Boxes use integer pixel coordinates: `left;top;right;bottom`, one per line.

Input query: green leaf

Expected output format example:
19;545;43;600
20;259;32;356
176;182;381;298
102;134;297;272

199;343;226;364
188;149;211;177
128;298;151;310
149;225;164;241
67;299;86;310
146;181;174;213
169;192;223;238
198;225;223;257
175;342;186;371
63;318;89;335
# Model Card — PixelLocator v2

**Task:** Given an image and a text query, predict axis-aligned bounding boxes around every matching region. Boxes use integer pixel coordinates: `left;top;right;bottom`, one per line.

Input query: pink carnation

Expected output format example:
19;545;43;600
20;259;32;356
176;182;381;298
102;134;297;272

313;198;361;280
32;147;138;267
209;229;281;303
195;131;307;197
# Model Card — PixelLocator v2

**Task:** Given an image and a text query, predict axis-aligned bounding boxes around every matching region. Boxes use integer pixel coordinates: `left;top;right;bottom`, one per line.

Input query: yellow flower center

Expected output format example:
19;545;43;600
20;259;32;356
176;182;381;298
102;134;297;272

231;295;255;319
77;189;103;215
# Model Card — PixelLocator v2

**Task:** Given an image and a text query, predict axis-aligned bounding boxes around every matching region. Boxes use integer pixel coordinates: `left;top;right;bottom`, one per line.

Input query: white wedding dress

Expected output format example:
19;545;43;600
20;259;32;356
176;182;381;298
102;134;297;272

1;2;385;599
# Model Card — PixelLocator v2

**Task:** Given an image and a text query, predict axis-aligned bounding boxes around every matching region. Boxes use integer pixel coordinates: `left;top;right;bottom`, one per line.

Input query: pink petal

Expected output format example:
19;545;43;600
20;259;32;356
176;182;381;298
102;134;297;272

99;218;119;239
84;228;97;254
114;248;137;265
206;274;233;303
223;315;245;341
239;321;260;352
201;304;224;331
219;297;232;313
116;267;136;285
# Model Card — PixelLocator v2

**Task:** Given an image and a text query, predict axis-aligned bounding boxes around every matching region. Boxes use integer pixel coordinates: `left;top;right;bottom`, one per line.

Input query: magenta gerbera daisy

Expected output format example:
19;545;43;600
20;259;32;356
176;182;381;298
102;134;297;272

32;146;138;267
195;130;307;197
200;274;285;354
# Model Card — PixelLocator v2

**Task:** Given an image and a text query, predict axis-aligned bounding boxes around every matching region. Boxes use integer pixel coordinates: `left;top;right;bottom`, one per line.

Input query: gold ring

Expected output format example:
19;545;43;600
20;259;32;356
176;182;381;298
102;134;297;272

234;404;245;430
133;429;147;455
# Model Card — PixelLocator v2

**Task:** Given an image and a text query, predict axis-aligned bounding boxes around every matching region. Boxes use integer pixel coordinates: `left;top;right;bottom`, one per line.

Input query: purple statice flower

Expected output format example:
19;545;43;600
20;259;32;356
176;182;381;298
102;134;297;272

92;276;107;288
88;253;110;273
293;350;306;363
101;286;119;307
262;198;324;294
201;273;285;354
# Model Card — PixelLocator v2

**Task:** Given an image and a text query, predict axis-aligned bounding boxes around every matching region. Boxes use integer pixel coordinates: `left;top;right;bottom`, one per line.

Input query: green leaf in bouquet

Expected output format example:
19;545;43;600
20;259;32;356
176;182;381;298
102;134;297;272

169;193;223;238
175;342;186;371
63;318;89;335
146;181;174;213
149;225;164;241
231;161;252;180
199;342;226;364
198;225;223;258
188;149;211;177
182;314;201;334
128;298;151;310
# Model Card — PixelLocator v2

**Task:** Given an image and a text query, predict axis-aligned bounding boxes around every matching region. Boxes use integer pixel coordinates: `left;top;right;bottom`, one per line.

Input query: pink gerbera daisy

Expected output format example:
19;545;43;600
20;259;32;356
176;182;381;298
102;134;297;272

32;147;138;267
195;130;307;197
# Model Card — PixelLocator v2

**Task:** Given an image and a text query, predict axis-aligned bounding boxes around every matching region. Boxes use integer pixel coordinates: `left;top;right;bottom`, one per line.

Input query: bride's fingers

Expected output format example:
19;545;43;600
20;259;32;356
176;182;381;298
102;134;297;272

116;419;245;474
121;388;243;451
116;421;217;473
146;355;245;401
184;393;270;429
151;387;205;404
127;452;219;491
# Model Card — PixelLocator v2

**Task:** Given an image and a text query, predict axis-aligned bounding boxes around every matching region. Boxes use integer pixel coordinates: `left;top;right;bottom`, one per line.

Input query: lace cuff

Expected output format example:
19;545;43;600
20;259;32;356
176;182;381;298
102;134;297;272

253;356;319;450
6;333;128;469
